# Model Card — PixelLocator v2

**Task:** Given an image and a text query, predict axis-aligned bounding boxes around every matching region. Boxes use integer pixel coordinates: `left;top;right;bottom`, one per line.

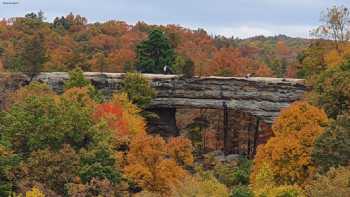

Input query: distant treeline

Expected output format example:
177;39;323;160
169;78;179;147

0;12;311;78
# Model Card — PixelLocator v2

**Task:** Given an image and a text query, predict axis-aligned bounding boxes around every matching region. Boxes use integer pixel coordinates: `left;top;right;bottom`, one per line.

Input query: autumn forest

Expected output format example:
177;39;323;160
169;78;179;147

1;3;350;197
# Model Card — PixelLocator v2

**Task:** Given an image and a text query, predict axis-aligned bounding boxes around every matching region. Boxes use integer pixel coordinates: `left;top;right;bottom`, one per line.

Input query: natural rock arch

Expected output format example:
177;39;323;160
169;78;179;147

0;72;306;154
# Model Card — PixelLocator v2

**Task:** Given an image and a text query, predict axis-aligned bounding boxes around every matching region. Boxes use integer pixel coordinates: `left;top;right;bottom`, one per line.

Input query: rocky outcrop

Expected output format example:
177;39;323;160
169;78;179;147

151;76;306;122
0;72;307;123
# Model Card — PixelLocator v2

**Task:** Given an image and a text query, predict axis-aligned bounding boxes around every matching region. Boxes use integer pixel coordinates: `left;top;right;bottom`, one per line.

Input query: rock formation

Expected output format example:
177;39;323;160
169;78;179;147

0;72;306;123
0;72;307;153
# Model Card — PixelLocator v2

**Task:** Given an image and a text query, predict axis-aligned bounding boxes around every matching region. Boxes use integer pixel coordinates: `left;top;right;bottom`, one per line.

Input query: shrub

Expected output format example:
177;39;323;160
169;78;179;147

120;72;156;109
170;175;230;197
214;157;252;187
64;67;102;102
312;114;350;173
233;157;252;185
64;67;90;90
305;167;350;197
231;186;254;197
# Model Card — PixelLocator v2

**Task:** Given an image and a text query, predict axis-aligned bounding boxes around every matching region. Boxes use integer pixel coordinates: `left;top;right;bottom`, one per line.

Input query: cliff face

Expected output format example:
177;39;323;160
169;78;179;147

150;76;306;123
0;72;306;123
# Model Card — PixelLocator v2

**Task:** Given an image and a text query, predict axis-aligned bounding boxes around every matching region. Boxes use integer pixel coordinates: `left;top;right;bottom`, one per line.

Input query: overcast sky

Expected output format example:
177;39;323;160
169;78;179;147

0;0;349;38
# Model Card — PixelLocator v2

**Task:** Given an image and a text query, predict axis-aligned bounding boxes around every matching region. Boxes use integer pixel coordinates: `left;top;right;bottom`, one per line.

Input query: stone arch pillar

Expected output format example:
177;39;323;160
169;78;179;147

146;107;179;137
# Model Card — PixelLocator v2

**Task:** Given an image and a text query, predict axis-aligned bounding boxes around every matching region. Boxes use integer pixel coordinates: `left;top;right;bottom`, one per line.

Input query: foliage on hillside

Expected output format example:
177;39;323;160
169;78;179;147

250;5;350;197
0;71;229;196
2;4;350;197
0;12;307;77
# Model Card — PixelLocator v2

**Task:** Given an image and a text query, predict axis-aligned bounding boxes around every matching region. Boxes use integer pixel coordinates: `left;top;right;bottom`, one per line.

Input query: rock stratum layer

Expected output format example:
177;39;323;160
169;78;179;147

0;72;307;123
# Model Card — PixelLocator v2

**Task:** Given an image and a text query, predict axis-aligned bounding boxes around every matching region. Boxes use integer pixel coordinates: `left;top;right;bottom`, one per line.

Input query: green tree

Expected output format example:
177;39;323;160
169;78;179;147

64;67;91;90
311;59;350;118
0;85;122;195
79;144;121;184
9;33;47;79
53;16;71;30
120;72;156;109
312;114;350;173
12;11;46;32
64;67;102;102
135;29;176;73
0;90;96;154
25;11;45;22
297;41;327;78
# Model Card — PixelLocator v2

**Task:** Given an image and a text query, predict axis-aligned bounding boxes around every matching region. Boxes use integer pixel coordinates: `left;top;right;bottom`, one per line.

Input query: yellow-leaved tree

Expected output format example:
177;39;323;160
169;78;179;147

25;187;45;197
251;101;329;189
124;134;193;194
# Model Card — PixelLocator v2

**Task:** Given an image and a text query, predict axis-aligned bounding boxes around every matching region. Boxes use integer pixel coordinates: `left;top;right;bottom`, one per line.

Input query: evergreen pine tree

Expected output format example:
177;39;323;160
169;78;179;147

135;29;175;73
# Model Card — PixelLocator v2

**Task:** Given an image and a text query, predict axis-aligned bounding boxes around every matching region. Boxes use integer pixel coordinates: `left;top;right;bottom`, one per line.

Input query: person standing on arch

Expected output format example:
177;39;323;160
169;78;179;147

163;65;174;74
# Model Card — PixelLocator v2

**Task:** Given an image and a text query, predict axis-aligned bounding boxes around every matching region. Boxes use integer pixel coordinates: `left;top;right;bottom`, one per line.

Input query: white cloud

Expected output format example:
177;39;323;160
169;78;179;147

1;0;345;39
215;26;274;38
208;24;316;38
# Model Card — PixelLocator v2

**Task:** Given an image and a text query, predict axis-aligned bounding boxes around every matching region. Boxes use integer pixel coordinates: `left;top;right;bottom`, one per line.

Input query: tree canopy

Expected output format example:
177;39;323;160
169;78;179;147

135;29;176;73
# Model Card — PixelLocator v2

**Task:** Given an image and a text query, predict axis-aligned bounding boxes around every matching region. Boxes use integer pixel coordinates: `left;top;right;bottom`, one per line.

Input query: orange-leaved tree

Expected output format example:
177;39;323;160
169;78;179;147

209;48;251;76
255;63;273;77
94;93;146;147
251;101;329;186
124;134;193;194
166;136;194;167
